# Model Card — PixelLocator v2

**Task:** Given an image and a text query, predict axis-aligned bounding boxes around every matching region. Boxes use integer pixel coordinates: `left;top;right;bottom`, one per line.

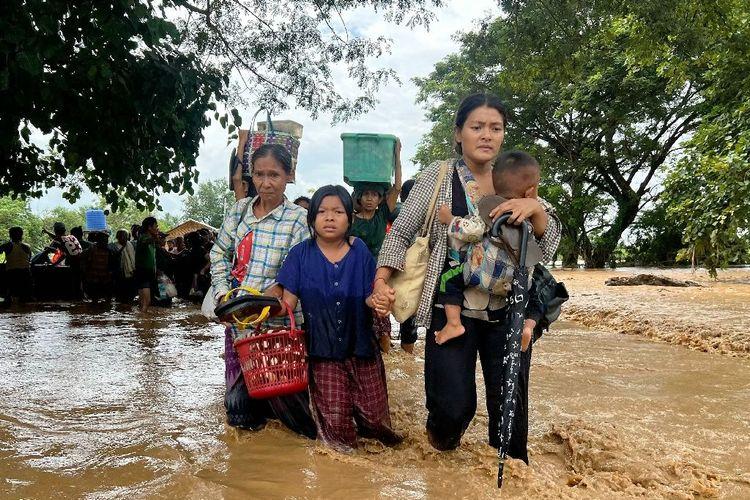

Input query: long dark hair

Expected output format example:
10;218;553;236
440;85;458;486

251;143;293;175
307;185;354;242
454;93;509;155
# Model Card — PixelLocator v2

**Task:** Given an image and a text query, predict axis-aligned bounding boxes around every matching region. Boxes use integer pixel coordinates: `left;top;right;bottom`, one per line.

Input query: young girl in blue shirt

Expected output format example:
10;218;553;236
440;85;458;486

277;185;402;451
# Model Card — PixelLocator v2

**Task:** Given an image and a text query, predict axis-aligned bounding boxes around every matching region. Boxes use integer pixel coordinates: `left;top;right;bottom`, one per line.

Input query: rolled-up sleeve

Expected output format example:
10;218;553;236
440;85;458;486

378;161;442;272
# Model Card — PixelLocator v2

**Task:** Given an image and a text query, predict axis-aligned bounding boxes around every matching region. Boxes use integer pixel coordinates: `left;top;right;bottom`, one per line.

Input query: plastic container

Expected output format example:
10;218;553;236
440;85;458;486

341;133;398;187
85;209;107;232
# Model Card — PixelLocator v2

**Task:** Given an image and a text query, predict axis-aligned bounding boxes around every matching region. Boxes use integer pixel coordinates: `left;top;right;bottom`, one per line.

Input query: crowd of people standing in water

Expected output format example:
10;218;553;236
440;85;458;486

0;217;218;312
1;92;563;479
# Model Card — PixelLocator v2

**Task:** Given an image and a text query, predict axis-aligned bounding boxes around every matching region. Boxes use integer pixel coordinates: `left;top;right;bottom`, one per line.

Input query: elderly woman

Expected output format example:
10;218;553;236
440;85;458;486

210;143;316;437
372;93;561;455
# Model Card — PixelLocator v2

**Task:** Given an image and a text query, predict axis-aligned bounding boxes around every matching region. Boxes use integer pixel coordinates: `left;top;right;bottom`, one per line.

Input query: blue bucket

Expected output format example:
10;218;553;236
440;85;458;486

85;209;107;231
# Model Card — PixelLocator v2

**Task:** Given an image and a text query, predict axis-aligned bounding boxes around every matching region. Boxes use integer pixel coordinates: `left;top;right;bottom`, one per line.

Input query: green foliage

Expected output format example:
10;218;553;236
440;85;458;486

182;179;236;229
414;0;750;267
1;0;226;210
0;197;44;251
625;201;686;266
2;0;442;208
663;147;750;277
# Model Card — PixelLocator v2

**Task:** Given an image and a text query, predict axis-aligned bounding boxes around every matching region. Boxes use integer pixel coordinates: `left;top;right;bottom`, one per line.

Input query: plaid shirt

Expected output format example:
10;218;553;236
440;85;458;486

210;196;308;328
379;159;562;328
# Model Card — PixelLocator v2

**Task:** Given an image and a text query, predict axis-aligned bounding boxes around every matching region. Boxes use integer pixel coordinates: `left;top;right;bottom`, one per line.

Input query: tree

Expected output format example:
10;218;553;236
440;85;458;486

414;0;750;267
0;197;44;251
183;179;236;228
662;132;750;277
2;0;441;210
625;201;686;267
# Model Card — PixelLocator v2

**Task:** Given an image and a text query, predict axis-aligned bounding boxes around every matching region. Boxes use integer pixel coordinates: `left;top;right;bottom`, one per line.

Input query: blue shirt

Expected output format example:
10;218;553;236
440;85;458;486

277;238;377;360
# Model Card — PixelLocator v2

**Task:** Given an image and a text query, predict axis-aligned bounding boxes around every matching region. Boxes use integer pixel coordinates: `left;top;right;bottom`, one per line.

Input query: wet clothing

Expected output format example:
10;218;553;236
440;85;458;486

425;307;530;459
223;326;317;437
351;203;392;259
277;238;377;360
277;237;399;449
379;159;561;456
309;352;401;450
211;196;313;434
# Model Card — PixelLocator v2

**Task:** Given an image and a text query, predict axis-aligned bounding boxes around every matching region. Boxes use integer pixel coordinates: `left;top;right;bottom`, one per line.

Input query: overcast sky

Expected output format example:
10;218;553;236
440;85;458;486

30;0;500;216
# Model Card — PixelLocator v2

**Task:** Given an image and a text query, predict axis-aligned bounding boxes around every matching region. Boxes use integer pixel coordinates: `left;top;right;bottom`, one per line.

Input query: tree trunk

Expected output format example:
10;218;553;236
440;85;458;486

584;195;641;268
561;247;579;268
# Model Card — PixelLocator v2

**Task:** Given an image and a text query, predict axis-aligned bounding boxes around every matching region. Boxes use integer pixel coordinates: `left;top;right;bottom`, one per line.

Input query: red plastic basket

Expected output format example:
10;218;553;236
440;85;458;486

233;302;308;399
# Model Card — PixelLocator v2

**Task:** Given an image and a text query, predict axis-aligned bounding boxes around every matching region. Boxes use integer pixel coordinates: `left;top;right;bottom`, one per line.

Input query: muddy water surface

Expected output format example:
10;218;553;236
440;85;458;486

1;270;749;498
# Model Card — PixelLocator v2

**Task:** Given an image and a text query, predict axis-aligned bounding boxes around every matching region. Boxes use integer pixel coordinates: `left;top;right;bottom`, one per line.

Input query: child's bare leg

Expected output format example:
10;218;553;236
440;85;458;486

435;305;465;345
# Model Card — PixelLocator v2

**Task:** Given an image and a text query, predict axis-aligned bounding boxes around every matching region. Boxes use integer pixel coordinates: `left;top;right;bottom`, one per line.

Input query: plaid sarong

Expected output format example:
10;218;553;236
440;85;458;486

309;353;401;450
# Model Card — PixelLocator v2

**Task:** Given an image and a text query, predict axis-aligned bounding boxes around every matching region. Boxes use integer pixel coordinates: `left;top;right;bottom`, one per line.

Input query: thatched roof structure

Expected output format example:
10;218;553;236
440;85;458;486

165;219;217;241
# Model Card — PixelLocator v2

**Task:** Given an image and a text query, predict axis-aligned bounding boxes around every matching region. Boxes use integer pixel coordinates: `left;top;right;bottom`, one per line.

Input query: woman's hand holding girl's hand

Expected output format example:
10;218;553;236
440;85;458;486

489;198;543;225
371;279;395;316
438;205;454;225
368;293;390;317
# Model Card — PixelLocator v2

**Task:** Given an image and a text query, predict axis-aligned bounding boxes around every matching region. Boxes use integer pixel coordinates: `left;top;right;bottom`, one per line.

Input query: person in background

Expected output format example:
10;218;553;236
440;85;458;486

231;150;259;202
135;217;159;312
394;178;418;353
70;226;91;252
81;231;113;304
350;139;402;353
130;224;140;242
172;236;186;255
293;196;311;210
113;229;136;304
0;227;32;303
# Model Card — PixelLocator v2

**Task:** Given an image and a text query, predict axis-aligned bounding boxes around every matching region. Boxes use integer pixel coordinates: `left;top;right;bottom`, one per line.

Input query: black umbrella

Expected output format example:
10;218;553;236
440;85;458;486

490;213;530;488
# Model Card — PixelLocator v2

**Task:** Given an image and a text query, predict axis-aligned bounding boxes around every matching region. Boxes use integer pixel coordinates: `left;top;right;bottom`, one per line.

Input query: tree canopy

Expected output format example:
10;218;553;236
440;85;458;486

182;178;236;228
1;0;441;210
414;0;750;268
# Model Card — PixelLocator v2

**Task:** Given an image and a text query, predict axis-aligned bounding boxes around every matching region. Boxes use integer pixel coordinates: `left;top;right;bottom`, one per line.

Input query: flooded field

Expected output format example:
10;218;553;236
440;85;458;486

1;269;749;498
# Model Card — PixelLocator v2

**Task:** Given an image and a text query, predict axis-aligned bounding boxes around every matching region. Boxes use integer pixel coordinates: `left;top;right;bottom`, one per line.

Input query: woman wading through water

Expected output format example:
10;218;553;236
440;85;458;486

372;93;561;458
210;143;316;437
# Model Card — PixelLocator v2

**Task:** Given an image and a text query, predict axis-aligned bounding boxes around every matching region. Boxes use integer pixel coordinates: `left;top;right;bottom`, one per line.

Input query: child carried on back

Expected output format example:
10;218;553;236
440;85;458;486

435;150;545;346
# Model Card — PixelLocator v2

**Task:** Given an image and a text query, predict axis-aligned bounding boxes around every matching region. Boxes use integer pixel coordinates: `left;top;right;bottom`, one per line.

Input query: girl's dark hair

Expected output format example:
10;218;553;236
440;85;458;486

251;143;293;175
307;185;354;241
141;216;157;233
454;93;509;155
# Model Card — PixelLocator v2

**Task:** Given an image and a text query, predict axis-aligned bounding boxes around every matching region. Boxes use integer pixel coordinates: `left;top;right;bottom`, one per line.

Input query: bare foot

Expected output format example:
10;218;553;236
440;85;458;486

435;322;465;345
401;342;414;354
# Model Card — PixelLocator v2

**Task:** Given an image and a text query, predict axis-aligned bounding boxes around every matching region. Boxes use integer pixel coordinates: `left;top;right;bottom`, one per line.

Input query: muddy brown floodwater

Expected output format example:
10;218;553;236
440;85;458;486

1;269;749;499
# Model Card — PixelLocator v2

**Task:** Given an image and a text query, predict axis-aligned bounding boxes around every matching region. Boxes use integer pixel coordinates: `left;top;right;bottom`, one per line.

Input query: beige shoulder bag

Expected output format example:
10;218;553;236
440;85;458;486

390;161;449;323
